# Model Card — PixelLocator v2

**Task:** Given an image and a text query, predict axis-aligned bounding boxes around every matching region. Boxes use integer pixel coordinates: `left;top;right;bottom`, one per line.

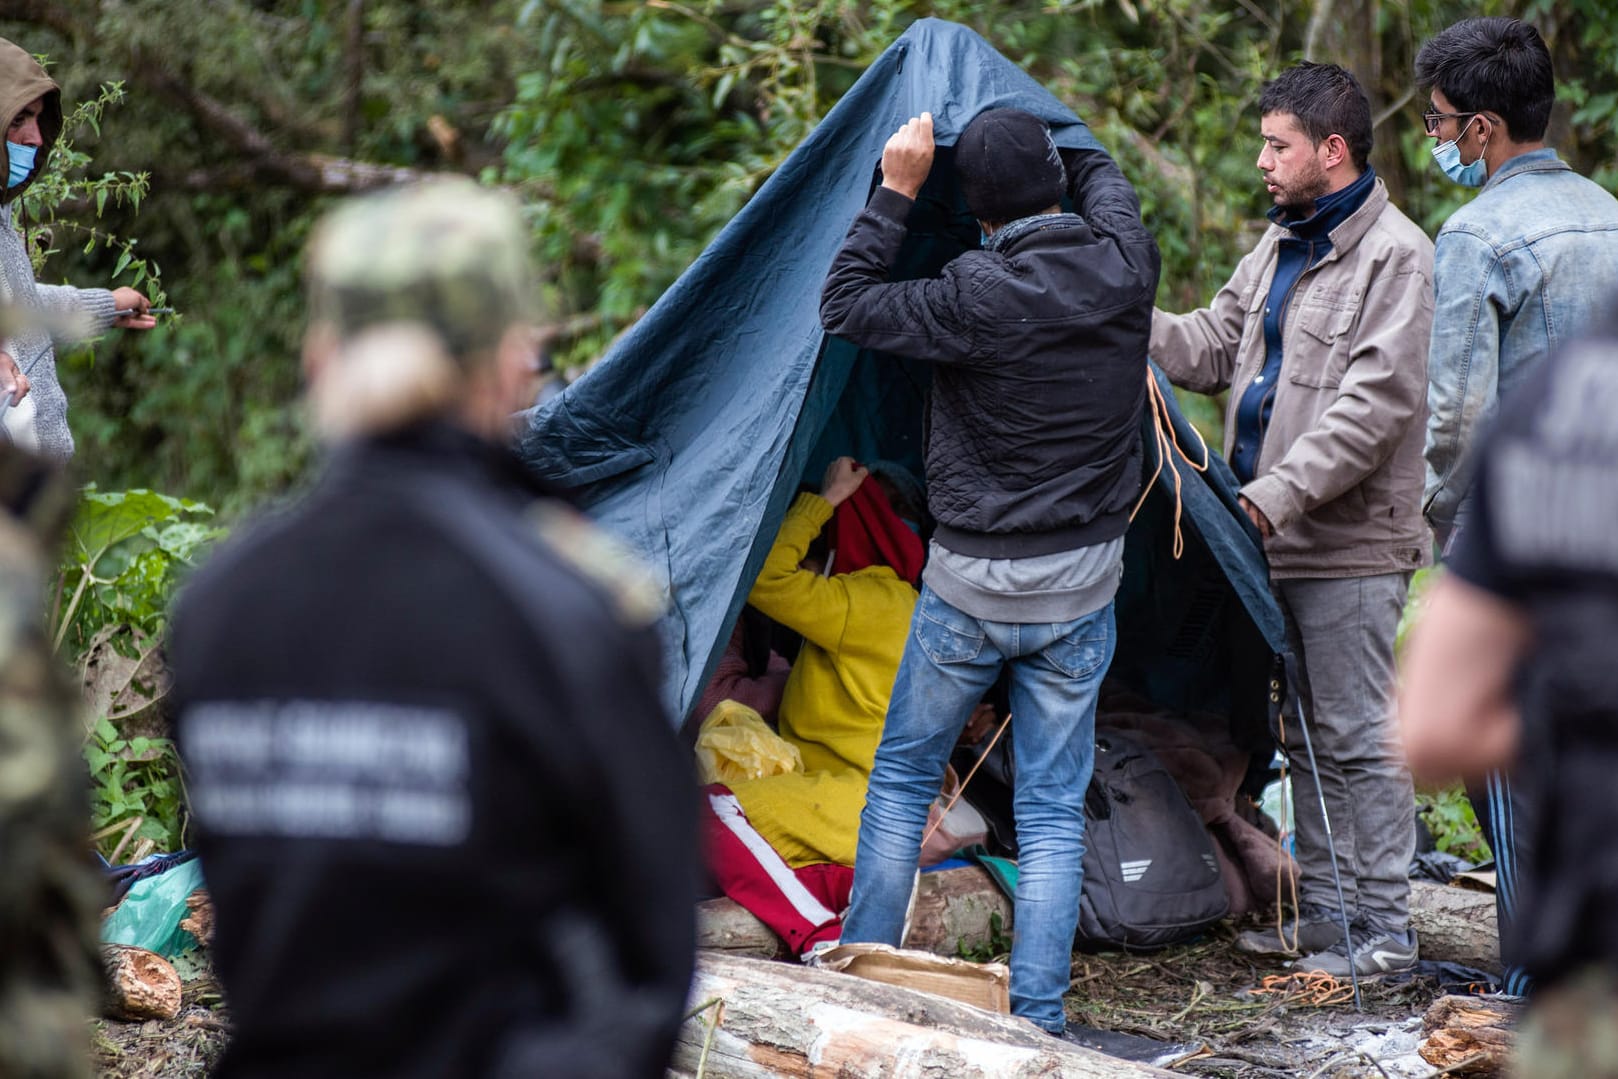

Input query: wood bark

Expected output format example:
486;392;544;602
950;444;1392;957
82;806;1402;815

698;871;1495;968
179;888;215;948
101;944;182;1021
696;897;788;959
1409;880;1499;971
1417;994;1524;1076
674;951;1173;1079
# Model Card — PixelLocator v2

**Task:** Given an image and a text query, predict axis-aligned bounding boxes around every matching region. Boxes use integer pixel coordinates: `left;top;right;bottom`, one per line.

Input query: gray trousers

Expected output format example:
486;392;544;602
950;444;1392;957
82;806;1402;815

1275;573;1415;930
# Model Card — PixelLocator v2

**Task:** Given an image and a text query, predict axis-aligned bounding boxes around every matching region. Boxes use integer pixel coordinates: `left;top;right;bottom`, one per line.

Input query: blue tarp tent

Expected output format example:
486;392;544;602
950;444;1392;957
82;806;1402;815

520;18;1285;757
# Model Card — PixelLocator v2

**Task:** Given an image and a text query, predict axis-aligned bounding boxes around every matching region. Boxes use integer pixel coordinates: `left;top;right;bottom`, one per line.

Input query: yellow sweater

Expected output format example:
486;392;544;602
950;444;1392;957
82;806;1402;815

726;493;917;867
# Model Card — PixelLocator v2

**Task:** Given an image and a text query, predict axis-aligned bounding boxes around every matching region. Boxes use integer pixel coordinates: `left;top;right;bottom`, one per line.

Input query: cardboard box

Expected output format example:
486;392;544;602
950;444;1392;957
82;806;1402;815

814;942;1011;1014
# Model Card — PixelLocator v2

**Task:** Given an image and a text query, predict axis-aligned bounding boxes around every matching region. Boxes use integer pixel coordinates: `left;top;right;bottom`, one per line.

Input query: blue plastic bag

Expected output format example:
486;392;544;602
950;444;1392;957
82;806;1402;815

100;857;207;958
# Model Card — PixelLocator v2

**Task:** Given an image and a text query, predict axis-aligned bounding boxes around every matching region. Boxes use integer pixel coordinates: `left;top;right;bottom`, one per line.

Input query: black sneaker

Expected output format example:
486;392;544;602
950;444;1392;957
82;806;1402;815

1294;921;1418;977
1235;903;1348;957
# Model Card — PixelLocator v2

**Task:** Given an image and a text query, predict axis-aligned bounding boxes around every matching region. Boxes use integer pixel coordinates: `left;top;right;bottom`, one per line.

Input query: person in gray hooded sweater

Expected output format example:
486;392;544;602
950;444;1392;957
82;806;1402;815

0;37;155;460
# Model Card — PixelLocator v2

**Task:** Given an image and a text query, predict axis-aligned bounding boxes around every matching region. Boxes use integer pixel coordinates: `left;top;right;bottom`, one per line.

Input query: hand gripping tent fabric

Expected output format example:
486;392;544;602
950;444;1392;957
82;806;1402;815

517;18;1286;766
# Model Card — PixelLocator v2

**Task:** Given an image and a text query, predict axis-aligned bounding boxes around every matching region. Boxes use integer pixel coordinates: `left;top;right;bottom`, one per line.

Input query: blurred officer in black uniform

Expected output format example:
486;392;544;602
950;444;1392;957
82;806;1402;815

1401;319;1618;1078
168;180;697;1079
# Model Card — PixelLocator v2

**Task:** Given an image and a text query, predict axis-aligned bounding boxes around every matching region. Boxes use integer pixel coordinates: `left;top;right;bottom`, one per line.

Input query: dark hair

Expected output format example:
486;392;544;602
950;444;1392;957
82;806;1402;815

1258;62;1373;172
1415;17;1553;142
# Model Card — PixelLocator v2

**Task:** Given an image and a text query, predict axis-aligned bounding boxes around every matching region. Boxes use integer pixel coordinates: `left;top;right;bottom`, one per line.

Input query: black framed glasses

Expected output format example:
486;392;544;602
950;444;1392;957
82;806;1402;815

1421;109;1475;134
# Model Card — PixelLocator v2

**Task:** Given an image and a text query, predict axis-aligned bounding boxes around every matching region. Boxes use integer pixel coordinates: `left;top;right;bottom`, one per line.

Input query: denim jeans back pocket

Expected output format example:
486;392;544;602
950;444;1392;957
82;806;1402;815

915;590;986;665
1041;617;1112;679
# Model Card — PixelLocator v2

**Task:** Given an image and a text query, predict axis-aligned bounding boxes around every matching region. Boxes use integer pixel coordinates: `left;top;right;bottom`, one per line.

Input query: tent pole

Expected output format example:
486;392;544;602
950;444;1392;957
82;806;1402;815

1286;661;1363;1011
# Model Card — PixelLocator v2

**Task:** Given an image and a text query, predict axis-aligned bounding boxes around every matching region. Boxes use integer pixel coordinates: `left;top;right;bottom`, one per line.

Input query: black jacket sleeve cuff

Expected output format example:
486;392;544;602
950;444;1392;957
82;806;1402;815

866;185;916;226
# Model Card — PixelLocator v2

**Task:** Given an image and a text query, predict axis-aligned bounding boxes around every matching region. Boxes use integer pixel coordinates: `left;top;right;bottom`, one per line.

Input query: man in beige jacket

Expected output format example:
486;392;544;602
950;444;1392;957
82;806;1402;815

1152;62;1433;977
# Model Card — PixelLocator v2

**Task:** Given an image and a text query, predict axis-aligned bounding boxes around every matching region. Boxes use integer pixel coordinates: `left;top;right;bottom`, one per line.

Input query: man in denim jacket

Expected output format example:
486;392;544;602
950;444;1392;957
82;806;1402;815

1416;16;1618;1000
1418;17;1618;545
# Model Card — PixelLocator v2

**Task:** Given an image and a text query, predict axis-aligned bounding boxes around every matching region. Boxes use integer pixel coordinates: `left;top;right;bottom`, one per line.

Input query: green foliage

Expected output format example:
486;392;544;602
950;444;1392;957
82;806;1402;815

17;76;164;304
956;909;1013;963
53;486;223;660
84;715;186;861
1417;785;1490;864
55;487;226;861
1396;564;1440;657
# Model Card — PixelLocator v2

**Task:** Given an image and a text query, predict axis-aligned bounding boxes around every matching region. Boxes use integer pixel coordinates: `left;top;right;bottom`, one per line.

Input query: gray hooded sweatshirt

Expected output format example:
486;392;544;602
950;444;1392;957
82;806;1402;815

0;38;117;460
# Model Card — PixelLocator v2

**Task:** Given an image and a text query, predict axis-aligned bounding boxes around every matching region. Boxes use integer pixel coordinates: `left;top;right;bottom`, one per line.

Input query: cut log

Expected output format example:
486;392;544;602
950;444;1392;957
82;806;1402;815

1417;994;1524;1076
180;889;216;948
1409;880;1499;971
904;865;1014;955
696;867;1014;961
696;898;788;959
102;944;182;1020
675;951;1175;1078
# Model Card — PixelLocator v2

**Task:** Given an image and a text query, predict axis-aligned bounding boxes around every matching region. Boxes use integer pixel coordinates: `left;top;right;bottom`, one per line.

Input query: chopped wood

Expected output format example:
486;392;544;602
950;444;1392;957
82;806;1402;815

1409;881;1499;971
102;944;182;1021
180;889;215;948
903;865;1014;955
676;951;1175;1078
1417;995;1524;1076
696;897;787;959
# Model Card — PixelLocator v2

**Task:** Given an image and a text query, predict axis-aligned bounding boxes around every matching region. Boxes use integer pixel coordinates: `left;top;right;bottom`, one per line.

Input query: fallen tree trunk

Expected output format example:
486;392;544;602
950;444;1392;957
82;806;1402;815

1409;880;1498;971
1417;994;1524;1076
102;944;182;1020
698;871;1495;970
672;951;1173;1078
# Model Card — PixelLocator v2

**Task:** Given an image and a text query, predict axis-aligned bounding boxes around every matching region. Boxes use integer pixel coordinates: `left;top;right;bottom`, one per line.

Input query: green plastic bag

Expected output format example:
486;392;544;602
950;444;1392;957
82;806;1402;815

100;859;206;958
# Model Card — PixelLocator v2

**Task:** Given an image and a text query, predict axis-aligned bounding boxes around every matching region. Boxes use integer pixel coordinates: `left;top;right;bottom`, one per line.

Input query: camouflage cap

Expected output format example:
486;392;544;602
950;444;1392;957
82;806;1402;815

306;178;535;360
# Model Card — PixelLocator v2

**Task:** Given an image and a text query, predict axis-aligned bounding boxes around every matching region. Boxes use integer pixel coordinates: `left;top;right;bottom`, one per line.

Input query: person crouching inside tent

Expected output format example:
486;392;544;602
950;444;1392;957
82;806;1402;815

699;456;928;957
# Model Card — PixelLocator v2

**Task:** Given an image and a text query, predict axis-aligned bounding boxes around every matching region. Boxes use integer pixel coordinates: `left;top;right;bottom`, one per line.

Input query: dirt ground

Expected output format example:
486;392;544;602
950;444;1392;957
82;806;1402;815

92;959;228;1079
1064;920;1449;1077
91;922;1454;1078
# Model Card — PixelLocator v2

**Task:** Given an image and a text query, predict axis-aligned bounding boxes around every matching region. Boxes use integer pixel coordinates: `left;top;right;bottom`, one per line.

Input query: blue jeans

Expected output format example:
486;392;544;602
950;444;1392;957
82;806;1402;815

842;586;1115;1034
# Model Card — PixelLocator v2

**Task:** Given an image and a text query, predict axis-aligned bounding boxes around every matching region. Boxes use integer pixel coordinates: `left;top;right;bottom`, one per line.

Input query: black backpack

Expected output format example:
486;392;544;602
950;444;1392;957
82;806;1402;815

953;729;1229;950
1076;731;1229;949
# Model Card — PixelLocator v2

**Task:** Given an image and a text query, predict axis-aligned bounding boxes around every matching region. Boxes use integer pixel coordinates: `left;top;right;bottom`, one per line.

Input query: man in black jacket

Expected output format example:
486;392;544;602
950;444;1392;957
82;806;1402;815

821;108;1159;1036
168;180;696;1079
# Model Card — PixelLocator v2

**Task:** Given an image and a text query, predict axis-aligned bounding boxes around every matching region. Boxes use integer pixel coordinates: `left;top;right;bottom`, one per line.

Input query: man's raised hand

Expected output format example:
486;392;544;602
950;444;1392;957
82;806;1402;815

880;112;935;200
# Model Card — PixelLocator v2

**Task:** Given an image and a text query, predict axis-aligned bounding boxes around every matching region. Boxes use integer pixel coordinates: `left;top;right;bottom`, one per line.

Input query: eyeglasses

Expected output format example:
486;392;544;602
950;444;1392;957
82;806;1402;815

1421;109;1475;134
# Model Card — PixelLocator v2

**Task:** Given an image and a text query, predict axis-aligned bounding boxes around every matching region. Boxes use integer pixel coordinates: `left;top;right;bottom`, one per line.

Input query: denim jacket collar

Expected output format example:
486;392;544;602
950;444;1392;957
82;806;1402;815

1482;147;1568;194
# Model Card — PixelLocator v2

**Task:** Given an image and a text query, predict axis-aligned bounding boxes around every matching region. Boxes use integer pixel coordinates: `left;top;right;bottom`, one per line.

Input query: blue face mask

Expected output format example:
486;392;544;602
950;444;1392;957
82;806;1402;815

5;142;36;188
1431;117;1487;188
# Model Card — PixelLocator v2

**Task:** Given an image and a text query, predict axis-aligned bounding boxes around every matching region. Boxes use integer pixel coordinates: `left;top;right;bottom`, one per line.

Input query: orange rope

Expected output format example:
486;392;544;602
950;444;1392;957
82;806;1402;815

1251;971;1354;1007
1128;374;1210;559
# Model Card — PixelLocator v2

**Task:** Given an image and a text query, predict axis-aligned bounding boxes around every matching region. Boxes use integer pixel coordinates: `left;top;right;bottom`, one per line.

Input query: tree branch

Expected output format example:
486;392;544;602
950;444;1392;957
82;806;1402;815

134;60;437;194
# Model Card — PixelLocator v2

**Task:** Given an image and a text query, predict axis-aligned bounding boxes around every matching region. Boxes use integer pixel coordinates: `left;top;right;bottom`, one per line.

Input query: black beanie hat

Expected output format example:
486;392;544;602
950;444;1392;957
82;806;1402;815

954;108;1066;226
